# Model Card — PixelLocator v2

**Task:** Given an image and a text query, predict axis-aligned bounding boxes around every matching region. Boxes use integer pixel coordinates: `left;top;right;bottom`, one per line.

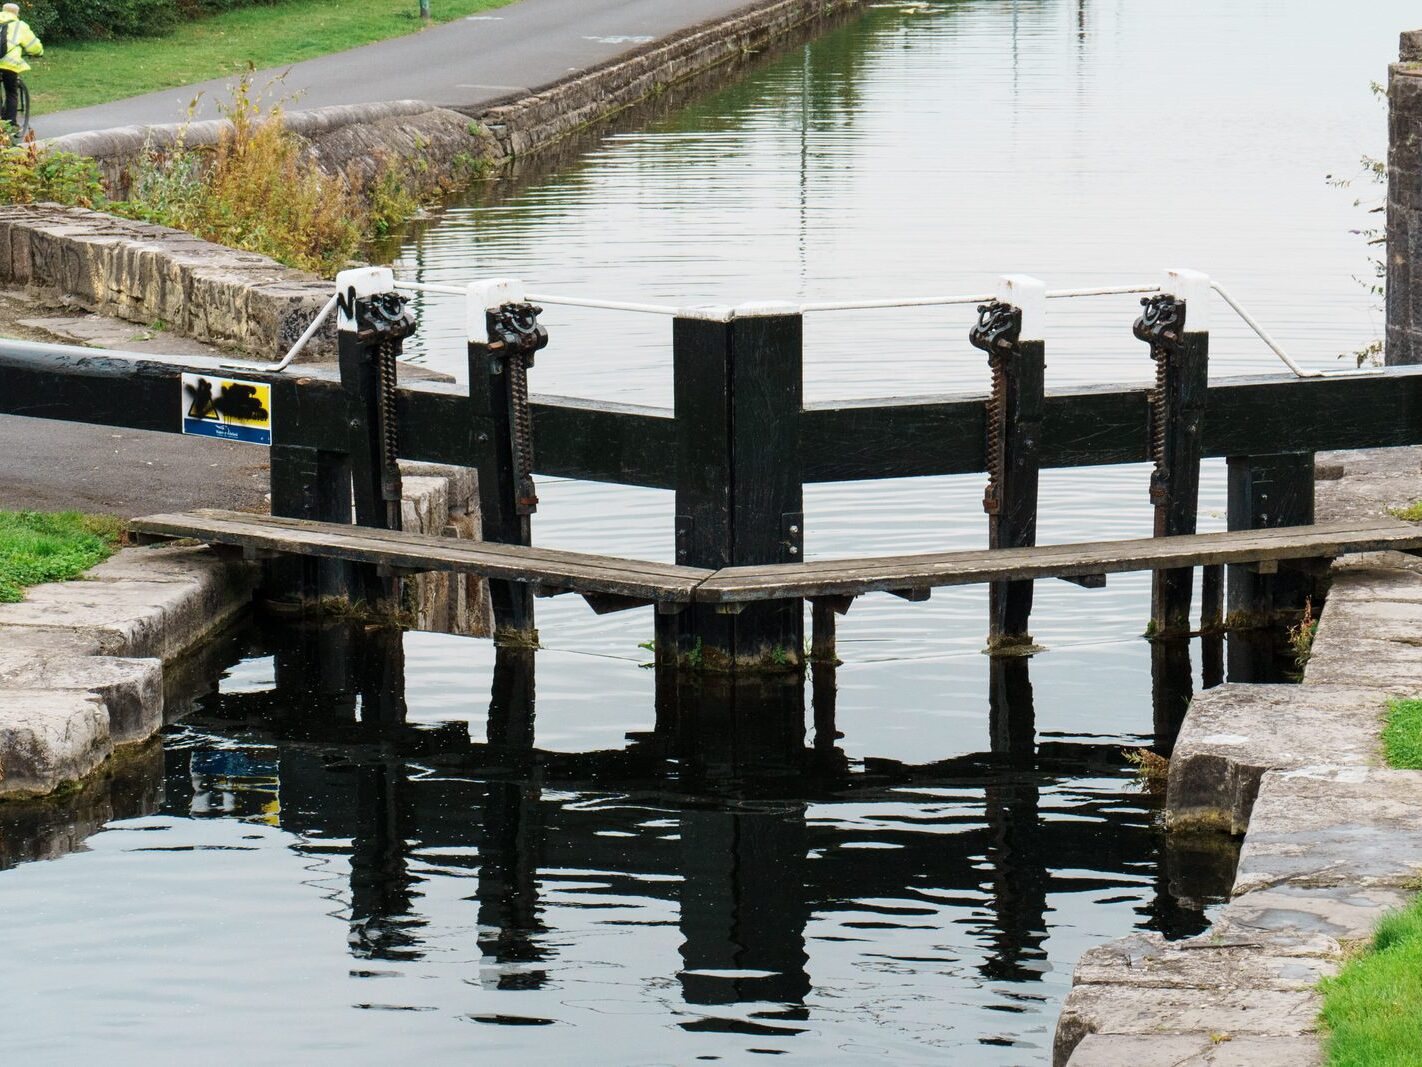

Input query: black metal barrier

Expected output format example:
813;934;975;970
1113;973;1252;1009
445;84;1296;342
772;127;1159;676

3;276;1417;668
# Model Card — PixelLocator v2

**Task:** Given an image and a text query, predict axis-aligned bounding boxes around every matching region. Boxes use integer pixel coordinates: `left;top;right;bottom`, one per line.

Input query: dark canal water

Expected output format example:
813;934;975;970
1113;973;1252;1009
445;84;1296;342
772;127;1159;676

0;1;1410;1062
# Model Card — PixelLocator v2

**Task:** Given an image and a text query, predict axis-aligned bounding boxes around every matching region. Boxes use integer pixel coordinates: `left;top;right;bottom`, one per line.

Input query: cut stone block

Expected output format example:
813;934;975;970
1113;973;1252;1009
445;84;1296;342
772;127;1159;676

1071;932;1339;993
1054;983;1319;1067
1234;767;1422;893
0;689;111;798
0;572;251;659
1160;685;1382;836
1067;1033;1321;1066
1218;884;1413;945
1165;684;1383;833
84;544;254;585
0;651;162;744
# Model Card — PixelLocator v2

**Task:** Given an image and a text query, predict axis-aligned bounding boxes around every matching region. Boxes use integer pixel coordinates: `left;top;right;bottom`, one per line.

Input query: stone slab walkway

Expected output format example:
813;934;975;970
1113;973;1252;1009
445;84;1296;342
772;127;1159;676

1054;445;1422;1067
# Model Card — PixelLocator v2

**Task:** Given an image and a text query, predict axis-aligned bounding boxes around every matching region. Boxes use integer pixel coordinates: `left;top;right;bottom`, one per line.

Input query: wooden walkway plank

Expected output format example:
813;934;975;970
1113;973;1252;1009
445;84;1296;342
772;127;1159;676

693;518;1422;602
130;511;1422;611
131;510;713;602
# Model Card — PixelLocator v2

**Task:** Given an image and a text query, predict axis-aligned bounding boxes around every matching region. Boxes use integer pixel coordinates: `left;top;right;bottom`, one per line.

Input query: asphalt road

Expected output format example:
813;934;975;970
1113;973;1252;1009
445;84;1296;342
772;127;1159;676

37;0;762;138
0;416;270;518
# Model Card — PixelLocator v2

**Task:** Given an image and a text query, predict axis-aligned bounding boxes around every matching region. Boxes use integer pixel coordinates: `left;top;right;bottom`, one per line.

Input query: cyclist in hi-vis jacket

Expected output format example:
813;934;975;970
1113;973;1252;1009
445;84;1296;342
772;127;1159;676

0;3;41;130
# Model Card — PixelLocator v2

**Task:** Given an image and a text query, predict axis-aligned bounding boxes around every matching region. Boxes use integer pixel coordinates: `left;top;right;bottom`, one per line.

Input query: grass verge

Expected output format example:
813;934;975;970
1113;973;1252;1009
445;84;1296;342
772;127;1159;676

30;0;516;116
0;510;123;602
1383;697;1422;770
1320;896;1422;1066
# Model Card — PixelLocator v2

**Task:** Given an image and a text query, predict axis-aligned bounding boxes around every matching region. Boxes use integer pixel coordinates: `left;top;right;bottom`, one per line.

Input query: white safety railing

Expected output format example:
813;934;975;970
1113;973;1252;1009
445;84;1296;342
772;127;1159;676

314;269;1330;380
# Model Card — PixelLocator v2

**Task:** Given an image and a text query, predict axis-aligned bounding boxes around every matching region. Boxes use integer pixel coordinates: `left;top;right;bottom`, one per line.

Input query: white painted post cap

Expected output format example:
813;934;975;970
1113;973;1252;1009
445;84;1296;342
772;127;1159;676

1162;269;1211;332
466;279;525;342
996;275;1045;341
335;266;396;332
732;301;802;319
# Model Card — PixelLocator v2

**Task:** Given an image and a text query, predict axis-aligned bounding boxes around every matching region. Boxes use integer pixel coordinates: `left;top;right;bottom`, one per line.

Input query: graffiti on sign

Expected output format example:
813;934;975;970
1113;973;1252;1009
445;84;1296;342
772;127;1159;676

181;373;272;445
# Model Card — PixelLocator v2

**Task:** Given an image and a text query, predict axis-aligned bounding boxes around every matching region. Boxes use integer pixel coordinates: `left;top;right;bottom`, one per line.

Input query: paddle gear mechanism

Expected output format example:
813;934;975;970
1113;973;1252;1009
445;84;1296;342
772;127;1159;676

1134;294;1187;528
969;300;1024;518
485;302;548;516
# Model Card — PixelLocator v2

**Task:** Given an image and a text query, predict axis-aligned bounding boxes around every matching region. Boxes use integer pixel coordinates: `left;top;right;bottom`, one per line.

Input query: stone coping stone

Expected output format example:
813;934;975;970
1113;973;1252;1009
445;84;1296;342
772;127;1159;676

1054;983;1319;1067
1067;1033;1321;1067
1304;582;1422;692
1217;884;1415;945
0;547;257;659
0;690;110;799
1165;684;1383;834
1071;932;1339;992
1233;767;1422;894
0;543;259;800
0;650;161;745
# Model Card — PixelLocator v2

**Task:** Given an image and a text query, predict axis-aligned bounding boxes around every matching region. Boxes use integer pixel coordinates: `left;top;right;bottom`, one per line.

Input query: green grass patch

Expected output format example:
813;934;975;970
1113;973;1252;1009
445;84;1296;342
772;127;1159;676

29;0;516;116
0;510;123;602
1383;698;1422;770
1321;895;1422;1066
1388;500;1422;521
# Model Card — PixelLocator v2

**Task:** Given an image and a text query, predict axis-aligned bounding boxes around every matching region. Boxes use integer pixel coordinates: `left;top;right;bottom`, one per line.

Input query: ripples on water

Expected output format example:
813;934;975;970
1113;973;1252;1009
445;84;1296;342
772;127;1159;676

0;0;1408;1061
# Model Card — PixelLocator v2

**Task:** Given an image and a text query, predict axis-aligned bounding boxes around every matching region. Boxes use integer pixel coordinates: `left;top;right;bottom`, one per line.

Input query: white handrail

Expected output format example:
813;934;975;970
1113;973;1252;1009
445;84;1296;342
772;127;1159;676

800;293;993;312
1045;284;1161;299
394;280;467;296
386;271;1326;379
256;294;339;373
524;292;683;316
1210;280;1322;379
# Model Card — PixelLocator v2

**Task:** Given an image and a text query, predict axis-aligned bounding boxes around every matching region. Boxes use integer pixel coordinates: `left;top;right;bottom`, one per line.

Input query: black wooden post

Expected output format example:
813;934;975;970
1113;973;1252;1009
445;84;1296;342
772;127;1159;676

336;267;416;609
988;655;1036;760
1226;451;1316;626
1137;270;1209;636
466;281;548;646
266;443;352;608
1151;637;1193;753
661;305;804;671
972;276;1045;653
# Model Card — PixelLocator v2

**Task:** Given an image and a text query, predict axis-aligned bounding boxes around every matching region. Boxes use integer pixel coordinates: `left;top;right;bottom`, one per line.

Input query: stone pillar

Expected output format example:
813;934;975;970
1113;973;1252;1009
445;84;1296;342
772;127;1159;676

1386;30;1422;364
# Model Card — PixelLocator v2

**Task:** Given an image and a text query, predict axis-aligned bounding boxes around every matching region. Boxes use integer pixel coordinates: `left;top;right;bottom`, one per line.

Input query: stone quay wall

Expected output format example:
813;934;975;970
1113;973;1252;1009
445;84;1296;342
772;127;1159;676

0;203;335;358
1052;446;1422;1067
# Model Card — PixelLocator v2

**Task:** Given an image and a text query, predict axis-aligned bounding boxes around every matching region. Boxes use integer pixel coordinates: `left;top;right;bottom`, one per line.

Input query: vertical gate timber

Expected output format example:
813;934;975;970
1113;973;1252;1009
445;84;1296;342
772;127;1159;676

658;304;805;671
1226;451;1317;627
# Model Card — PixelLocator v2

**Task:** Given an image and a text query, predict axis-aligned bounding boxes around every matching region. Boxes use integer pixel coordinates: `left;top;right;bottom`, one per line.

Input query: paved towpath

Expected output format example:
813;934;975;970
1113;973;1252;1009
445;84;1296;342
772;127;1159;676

37;0;762;138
